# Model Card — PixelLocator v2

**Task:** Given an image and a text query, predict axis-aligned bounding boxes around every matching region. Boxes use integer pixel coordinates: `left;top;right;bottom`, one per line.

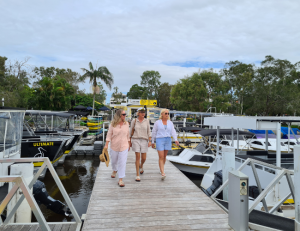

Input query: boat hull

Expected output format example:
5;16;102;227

170;161;209;175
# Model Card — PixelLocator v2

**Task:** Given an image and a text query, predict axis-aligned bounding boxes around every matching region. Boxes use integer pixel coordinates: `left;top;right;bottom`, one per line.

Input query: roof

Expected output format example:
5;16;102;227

67;111;89;116
204;116;300;130
195;129;254;136
26;111;75;118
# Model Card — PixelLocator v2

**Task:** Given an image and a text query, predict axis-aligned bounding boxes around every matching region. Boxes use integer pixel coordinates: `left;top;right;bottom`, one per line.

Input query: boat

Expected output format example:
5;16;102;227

201;115;300;221
22;111;87;166
167;148;214;176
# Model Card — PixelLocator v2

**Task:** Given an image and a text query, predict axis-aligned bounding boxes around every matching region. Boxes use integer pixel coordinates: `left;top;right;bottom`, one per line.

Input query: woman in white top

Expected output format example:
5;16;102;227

152;109;179;180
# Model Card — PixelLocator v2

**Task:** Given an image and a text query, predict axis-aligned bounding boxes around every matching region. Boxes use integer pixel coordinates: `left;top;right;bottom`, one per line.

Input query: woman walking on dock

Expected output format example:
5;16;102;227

130;107;152;182
104;109;130;187
152;109;179;180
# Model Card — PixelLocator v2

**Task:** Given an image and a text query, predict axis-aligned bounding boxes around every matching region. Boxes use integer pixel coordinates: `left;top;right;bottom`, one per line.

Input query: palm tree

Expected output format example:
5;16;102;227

81;62;114;116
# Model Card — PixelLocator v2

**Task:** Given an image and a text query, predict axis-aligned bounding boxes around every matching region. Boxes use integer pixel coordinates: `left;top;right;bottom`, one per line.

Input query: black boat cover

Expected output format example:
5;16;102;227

195;129;254;136
26;111;75;118
67;111;89;116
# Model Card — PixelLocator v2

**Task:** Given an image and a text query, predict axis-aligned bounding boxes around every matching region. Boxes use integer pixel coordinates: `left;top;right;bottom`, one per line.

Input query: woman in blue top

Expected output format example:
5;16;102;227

152;109;179;180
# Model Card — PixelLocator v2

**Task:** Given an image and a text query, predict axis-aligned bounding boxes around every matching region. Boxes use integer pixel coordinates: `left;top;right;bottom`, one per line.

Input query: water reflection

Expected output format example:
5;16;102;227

33;155;100;222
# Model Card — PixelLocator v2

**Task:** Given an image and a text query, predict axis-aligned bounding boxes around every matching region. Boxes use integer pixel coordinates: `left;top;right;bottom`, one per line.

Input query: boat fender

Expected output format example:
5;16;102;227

33;180;72;217
203;170;223;197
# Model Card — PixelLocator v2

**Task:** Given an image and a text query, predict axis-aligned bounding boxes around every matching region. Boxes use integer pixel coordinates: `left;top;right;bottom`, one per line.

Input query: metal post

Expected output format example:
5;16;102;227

231;128;234;147
228;170;249;231
237;128;239;154
265;130;268;151
294;145;300;230
217;126;220;155
276;122;281;167
222;147;235;201
200;114;202;128
288;123;290;152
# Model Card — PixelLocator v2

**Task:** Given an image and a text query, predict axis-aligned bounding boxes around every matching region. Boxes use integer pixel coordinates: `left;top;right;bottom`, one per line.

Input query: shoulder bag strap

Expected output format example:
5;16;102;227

131;119;136;137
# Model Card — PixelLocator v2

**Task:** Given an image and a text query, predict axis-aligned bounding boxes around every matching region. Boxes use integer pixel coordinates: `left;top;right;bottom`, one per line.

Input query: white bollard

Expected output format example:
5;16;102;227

7;163;34;223
294;145;300;230
222;147;235;201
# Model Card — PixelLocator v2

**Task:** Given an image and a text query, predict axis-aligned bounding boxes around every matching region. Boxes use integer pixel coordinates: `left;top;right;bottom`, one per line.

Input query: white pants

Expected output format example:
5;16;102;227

110;148;128;178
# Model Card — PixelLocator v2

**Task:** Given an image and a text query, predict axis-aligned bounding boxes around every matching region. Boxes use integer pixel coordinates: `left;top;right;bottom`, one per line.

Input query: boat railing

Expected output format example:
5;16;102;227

210;157;295;215
0;157;82;231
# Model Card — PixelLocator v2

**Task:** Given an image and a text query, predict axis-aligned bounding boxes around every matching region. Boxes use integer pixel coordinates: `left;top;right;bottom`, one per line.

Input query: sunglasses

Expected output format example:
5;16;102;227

164;113;169;115
121;114;126;116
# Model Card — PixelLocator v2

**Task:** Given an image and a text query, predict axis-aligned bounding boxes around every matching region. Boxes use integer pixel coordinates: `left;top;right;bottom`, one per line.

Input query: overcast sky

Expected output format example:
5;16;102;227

1;0;300;104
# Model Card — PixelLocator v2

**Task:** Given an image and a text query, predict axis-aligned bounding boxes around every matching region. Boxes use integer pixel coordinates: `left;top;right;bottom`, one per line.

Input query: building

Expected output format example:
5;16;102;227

110;98;160;122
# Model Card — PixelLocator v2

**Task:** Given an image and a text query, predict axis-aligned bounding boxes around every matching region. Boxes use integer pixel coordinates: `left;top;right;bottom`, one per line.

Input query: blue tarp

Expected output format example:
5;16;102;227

281;127;300;135
248;130;275;134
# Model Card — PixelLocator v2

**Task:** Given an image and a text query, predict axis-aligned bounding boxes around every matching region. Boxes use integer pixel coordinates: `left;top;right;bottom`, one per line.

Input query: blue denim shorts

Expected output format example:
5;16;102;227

156;137;172;151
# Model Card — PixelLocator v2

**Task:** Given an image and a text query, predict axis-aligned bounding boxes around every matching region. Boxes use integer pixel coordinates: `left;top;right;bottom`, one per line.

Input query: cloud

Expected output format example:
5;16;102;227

1;0;300;102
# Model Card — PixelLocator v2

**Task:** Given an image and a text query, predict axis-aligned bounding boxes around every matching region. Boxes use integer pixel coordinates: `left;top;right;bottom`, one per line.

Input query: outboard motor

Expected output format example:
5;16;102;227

33;180;72;217
203;170;223;197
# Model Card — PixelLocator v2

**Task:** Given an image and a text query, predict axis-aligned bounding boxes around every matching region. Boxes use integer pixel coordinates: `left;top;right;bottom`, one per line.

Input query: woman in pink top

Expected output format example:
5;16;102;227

104;109;130;187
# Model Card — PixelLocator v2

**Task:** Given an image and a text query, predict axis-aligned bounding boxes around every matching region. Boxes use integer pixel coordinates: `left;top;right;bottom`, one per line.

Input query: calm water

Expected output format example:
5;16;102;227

33;155;100;222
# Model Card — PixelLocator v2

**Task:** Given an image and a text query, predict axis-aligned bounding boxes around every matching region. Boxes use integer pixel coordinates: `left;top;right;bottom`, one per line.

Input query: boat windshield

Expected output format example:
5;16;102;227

0;111;24;156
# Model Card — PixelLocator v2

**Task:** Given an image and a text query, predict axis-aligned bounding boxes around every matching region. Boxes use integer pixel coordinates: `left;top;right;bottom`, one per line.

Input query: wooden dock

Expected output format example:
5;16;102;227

82;147;230;230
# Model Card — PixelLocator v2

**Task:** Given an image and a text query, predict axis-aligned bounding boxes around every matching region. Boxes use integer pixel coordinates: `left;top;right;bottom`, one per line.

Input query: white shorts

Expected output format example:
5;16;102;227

132;138;148;153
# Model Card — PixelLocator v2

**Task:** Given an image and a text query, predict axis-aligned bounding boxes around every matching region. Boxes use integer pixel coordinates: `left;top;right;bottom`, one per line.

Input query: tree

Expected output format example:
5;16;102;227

111;86;123;104
80;62;113;115
140;71;161;99
0;56;33;108
33;66;83;95
170;70;230;112
127;84;146;99
157;83;173;108
223;61;255;114
170;71;208;111
31;76;75;110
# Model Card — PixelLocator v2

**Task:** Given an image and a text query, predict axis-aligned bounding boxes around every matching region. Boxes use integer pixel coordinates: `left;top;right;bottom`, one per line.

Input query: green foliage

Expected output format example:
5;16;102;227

75;94;103;108
33;66;83;94
127;84;146;99
140;70;161;99
0;56;32;108
170;70;230;112
157;82;173;108
31;76;75;111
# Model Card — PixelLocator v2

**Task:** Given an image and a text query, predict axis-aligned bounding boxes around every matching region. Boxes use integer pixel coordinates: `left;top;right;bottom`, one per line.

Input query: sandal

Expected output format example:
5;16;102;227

118;181;125;187
135;176;141;182
111;171;117;178
140;167;144;174
161;174;166;180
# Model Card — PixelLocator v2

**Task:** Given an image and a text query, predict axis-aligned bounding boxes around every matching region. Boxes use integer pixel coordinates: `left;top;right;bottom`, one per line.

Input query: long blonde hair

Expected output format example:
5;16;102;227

111;109;127;127
159;109;170;120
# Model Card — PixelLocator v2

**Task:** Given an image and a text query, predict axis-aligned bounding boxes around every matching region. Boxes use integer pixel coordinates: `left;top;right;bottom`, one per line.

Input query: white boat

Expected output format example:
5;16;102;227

249;138;292;153
167;148;214;175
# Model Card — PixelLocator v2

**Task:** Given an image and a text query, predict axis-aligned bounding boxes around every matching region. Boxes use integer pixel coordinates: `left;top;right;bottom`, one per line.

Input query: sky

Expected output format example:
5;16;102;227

1;0;300;104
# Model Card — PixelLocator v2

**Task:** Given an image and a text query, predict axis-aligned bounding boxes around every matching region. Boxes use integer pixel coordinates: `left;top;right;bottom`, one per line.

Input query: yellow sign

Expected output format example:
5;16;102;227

33;142;54;147
139;100;157;106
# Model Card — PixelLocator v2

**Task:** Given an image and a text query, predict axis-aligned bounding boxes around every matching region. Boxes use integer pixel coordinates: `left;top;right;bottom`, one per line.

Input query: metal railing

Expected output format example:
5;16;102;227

211;157;295;215
0;157;81;231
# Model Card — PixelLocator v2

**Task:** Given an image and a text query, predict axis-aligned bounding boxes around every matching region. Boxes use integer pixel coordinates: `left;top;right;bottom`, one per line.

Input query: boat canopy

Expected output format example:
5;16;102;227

180;127;204;132
67;111;89;116
26;111;75;118
195;129;254;136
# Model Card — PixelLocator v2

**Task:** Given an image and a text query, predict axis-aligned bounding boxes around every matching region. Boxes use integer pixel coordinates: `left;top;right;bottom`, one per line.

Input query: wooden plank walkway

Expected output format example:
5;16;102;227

0;223;77;231
82;147;230;231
